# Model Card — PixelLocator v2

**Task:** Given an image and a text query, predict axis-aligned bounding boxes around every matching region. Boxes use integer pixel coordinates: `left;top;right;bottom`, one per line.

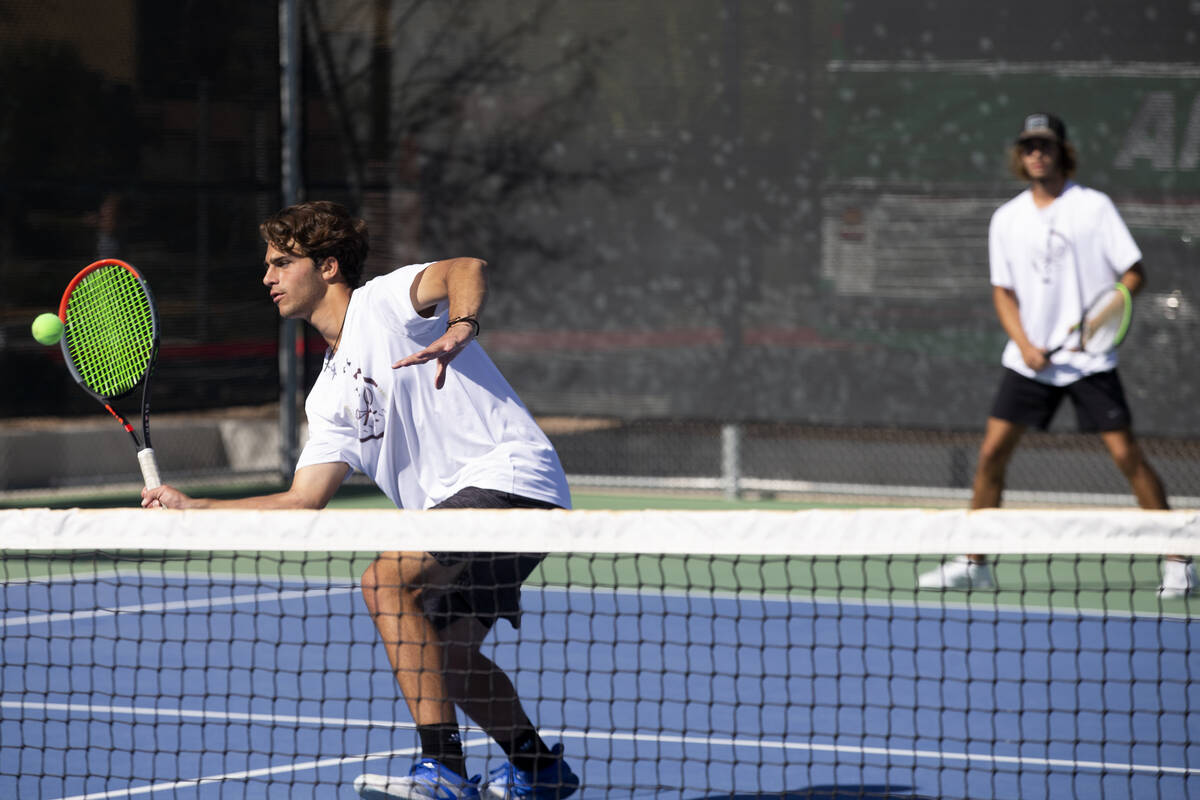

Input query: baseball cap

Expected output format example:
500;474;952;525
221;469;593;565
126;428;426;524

1016;112;1067;143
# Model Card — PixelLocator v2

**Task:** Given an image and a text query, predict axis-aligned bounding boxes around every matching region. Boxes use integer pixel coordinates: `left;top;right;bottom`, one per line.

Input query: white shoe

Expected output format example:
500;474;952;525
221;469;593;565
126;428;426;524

356;760;482;800
1159;559;1197;599
918;557;994;590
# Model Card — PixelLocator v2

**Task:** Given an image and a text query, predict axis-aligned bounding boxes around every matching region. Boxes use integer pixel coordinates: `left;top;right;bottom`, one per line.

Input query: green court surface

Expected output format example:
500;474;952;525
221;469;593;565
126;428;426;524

0;482;856;512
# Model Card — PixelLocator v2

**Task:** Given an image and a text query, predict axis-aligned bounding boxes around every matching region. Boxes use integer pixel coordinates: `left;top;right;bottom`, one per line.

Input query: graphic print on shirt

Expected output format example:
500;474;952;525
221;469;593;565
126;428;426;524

1037;225;1072;284
349;367;387;442
325;354;389;443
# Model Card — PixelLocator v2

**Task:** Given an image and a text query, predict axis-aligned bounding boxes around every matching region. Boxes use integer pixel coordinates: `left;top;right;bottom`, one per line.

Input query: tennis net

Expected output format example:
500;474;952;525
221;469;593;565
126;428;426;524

1;507;1198;799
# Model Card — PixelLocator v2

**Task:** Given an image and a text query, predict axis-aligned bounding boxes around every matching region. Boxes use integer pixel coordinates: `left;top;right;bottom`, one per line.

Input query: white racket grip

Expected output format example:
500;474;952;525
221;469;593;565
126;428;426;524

138;448;162;490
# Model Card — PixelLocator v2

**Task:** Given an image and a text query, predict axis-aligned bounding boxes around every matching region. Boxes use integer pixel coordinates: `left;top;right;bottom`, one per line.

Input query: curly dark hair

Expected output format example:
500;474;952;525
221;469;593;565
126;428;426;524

259;201;370;288
1007;140;1078;182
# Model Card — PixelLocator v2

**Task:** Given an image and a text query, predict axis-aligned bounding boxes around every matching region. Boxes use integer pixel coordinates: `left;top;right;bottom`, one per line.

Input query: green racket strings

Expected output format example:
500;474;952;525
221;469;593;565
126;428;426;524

64;267;155;398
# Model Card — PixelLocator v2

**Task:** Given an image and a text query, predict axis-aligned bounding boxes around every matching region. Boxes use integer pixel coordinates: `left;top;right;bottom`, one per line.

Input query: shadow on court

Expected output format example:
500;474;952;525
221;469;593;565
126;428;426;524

687;787;934;800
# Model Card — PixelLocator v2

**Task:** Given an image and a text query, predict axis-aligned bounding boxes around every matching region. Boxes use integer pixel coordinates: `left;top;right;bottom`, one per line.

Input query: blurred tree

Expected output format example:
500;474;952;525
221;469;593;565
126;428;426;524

302;0;631;278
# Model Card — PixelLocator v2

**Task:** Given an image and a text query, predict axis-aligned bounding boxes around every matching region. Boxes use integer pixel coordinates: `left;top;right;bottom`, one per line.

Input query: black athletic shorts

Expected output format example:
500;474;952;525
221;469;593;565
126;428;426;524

989;368;1132;433
420;486;560;632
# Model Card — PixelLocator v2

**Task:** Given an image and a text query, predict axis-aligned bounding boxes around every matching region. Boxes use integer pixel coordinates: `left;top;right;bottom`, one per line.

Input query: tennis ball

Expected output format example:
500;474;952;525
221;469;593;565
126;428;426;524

32;312;64;346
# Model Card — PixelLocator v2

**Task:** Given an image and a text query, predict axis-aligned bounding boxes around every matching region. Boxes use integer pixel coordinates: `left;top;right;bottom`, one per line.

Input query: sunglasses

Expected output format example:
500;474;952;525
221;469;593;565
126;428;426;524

1019;137;1056;154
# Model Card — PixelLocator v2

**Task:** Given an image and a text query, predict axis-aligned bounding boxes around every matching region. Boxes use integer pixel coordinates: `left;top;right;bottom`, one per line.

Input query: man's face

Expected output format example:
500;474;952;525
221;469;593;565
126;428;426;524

262;242;326;320
1019;137;1060;180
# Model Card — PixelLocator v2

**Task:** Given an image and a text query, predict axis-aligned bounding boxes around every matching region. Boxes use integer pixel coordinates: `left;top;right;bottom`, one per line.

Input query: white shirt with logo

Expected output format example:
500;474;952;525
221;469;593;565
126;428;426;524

295;263;571;510
989;181;1141;386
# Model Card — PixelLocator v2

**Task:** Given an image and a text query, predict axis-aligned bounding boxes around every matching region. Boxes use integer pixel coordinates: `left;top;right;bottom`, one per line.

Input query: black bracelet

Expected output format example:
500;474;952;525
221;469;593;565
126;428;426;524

447;315;480;337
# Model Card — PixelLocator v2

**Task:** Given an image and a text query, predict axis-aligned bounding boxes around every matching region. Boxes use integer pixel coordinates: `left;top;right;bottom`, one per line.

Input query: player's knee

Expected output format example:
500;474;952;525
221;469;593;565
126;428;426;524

360;552;422;609
976;442;1014;476
1109;447;1142;478
359;560;384;613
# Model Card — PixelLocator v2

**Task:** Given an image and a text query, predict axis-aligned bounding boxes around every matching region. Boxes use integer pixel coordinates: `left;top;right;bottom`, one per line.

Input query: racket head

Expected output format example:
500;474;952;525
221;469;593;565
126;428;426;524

58;259;160;401
1078;283;1133;354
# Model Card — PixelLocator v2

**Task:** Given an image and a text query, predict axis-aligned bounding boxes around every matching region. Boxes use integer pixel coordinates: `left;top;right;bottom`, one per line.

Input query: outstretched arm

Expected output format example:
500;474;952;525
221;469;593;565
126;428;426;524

141;461;350;510
394;257;488;389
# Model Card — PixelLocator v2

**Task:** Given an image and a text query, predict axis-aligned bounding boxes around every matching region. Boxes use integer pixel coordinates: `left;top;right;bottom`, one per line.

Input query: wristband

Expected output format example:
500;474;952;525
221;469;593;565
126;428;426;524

447;315;480;337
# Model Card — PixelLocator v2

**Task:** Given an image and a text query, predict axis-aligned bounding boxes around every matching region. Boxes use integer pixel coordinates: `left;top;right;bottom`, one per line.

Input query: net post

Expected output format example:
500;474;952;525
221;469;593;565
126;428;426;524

722;422;742;501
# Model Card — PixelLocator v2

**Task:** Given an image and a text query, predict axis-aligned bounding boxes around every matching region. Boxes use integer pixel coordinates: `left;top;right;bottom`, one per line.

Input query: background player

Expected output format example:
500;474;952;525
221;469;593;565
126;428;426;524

918;113;1196;598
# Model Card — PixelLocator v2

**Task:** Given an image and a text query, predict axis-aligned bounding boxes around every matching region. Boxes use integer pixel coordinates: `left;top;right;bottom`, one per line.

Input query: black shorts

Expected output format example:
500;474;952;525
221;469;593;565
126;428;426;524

989;368;1132;433
421;486;560;632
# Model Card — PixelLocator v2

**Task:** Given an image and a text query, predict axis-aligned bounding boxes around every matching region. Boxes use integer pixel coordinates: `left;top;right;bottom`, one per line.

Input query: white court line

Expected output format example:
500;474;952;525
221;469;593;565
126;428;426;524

1;699;406;730
548;728;1200;777
8;697;1197;781
51;736;497;800
7;579;1192;629
7;574;1196;796
1;586;356;629
531;583;1198;624
8;560;1193;624
46;724;1198;800
8;563;358;589
582;729;1200;775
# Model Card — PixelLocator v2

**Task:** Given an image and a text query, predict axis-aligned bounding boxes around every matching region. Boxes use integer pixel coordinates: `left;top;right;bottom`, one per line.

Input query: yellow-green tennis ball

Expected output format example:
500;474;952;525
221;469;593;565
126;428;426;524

32;312;64;346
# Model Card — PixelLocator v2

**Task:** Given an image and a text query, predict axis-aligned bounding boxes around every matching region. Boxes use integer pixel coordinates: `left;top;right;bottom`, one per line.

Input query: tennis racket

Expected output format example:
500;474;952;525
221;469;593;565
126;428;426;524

1045;282;1133;357
58;258;162;489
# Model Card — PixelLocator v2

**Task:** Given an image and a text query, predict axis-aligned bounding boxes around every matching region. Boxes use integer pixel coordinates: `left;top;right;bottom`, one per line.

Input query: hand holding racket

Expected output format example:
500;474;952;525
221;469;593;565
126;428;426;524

1045;283;1133;357
59;259;162;488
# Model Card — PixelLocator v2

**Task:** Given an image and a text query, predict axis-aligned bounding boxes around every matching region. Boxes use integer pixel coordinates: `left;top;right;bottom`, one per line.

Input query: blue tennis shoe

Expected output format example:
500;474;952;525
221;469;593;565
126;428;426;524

484;745;579;799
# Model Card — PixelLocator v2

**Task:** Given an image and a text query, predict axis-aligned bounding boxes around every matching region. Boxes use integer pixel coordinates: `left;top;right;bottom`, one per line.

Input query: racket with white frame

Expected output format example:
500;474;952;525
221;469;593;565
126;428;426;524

58;258;162;488
1045;282;1133;357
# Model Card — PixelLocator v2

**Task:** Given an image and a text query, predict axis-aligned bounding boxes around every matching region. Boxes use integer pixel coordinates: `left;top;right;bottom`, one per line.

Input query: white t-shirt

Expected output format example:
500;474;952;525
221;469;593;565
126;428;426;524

989;181;1141;386
295;263;571;510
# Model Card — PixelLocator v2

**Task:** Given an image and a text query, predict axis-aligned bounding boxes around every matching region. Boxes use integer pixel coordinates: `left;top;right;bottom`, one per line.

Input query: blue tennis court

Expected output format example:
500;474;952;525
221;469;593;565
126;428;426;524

2;564;1197;799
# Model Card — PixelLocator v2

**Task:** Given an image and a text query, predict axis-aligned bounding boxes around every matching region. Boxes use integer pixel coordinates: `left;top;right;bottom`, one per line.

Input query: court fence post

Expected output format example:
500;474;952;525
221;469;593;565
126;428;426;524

278;0;304;480
722;422;742;501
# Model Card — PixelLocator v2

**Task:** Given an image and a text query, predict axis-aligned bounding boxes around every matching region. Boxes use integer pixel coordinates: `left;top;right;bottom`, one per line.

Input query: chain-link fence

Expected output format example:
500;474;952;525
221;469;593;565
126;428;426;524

2;0;1198;503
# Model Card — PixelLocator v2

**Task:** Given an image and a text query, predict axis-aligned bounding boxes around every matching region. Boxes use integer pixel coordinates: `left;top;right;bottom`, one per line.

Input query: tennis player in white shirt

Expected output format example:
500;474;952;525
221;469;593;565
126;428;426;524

143;201;579;799
917;113;1195;598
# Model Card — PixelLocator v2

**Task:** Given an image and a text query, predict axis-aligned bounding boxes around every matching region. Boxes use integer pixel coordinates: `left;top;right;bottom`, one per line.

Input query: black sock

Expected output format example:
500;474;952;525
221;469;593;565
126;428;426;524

417;722;466;779
505;728;556;775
